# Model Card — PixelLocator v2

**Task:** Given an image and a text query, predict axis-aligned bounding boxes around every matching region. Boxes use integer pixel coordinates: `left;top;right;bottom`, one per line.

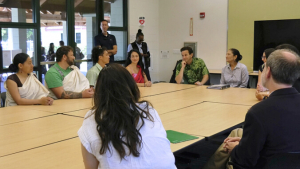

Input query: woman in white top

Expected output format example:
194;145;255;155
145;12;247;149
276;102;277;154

5;53;53;106
220;48;249;88
78;63;176;169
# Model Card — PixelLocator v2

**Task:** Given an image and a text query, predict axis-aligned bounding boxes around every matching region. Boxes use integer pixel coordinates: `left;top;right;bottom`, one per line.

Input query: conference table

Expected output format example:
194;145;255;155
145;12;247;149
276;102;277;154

0;83;258;168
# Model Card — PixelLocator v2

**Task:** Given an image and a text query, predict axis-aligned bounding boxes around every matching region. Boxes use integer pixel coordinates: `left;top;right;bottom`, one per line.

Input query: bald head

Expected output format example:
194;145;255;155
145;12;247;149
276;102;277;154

266;49;300;85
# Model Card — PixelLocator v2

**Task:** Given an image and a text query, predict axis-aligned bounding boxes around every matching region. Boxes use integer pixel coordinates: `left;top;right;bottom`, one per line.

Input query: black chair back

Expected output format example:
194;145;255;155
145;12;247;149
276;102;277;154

169;60;182;83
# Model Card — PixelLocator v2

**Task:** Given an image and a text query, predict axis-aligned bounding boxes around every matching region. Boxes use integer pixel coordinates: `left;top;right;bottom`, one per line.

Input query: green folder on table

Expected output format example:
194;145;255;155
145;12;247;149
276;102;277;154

166;130;199;143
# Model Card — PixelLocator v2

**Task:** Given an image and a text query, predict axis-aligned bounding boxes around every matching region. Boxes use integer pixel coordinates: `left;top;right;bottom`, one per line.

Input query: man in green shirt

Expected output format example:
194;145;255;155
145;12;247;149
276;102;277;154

86;47;110;88
175;46;209;85
45;46;94;99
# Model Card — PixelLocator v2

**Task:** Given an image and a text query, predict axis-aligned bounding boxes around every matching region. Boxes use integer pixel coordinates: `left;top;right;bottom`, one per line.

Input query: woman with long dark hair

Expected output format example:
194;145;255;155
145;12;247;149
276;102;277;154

5;53;53;106
125;49;152;87
47;43;55;57
47;42;55;68
78;63;175;169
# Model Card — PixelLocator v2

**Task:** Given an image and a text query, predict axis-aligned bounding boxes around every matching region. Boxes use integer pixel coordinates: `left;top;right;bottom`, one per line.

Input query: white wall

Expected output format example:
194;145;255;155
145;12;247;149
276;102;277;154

158;0;228;81
129;0;228;82
128;0;160;81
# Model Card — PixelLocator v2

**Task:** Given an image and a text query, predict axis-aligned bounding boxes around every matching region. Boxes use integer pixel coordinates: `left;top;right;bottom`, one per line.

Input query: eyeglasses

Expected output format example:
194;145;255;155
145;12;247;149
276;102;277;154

261;55;266;59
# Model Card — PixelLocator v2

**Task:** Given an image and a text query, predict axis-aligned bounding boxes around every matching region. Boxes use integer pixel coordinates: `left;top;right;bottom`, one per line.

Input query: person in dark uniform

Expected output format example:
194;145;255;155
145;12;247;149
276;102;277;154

127;29;151;81
94;20;117;62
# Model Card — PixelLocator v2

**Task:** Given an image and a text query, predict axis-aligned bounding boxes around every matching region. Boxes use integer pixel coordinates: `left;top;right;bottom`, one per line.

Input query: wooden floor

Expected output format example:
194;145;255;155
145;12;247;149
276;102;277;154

0;83;258;168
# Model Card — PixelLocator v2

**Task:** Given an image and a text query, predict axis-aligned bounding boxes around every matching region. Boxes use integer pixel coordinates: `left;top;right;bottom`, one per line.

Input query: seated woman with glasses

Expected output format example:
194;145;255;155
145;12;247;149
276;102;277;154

5;53;53;106
255;48;275;101
78;63;176;169
125;49;152;87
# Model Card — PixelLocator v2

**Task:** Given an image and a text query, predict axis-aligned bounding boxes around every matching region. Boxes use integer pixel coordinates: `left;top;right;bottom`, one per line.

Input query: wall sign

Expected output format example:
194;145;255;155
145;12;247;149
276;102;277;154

190;18;193;36
139;17;145;26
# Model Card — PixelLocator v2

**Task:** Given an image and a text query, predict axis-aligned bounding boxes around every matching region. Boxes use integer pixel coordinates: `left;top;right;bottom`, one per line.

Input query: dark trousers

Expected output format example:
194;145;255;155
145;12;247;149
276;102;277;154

144;67;151;81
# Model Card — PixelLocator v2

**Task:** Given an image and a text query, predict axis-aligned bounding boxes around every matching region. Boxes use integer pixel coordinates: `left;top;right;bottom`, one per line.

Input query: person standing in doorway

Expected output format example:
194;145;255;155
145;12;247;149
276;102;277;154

47;43;55;69
59;41;65;47
127;29;151;81
94;20;117;62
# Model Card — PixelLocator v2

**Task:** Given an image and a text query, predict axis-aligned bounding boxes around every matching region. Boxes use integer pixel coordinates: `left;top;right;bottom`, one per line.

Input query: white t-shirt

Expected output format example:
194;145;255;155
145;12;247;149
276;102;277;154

78;103;176;169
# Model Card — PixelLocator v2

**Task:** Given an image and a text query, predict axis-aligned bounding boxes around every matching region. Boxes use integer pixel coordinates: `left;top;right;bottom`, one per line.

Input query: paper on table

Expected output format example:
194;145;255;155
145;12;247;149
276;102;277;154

166;130;199;144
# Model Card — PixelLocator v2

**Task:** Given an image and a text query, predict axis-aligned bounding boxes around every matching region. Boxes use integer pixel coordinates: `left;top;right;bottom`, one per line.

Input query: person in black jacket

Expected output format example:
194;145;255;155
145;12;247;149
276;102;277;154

204;49;300;169
127;29;151;81
229;49;300;168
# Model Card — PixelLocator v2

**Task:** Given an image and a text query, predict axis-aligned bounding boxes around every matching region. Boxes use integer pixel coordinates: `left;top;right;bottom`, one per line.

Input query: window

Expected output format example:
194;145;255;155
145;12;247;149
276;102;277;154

102;0;128;60
0;0;34;23
1;28;37;68
108;31;127;61
75;33;81;44
0;0;128;90
105;0;124;27
40;0;67;80
73;0;97;74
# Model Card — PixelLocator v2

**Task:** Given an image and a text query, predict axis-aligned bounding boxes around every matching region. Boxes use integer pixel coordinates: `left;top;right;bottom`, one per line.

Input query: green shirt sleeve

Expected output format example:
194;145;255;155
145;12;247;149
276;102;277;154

86;70;98;87
45;71;63;89
201;60;209;76
175;62;182;77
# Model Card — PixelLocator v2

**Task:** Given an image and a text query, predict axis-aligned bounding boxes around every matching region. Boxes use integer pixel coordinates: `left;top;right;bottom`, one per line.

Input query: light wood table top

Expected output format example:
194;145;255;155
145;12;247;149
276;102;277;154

194;86;258;106
160;102;250;137
146;96;204;114
67;98;203;117
67;98;204;117
0;115;83;157
26;98;93;113
67;109;90;117
149;86;258;106
0;135;204;169
0;106;53;126
0;138;84;169
139;83;196;97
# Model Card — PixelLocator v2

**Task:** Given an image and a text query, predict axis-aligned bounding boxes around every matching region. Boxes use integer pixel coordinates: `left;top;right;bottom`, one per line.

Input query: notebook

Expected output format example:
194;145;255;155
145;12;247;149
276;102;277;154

166;130;199;143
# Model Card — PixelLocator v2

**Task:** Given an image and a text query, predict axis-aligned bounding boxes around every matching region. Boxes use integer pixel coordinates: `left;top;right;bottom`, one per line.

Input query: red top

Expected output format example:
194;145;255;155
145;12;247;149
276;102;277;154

132;65;144;83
